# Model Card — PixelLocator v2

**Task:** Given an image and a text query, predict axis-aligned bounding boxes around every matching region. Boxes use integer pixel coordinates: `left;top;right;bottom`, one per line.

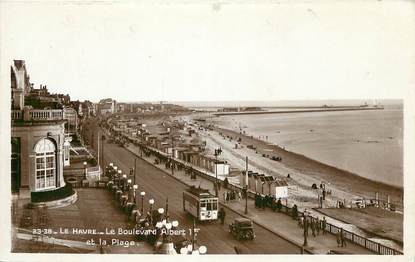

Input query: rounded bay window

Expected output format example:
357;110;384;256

34;138;56;190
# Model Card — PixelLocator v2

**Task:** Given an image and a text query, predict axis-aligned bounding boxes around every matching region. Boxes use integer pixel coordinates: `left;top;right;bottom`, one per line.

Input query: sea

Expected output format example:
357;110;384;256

183;100;403;188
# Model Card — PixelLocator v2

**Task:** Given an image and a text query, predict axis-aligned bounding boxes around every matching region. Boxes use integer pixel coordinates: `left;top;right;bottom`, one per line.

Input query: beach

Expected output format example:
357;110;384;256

189;107;403;210
215;107;403;187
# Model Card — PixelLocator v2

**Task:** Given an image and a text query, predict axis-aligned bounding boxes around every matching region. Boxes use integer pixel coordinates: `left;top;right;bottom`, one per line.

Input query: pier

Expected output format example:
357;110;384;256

213;106;384;116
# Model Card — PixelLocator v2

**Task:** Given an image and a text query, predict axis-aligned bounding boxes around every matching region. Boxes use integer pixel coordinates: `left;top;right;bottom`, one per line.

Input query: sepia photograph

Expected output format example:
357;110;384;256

0;0;414;261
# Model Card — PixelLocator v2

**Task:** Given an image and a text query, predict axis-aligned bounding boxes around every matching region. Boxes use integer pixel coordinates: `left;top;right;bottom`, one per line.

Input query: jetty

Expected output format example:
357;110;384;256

213;106;384;116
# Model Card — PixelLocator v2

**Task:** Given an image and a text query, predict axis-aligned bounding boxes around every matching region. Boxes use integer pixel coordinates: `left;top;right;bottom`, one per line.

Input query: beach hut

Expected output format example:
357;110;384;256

272;180;289;199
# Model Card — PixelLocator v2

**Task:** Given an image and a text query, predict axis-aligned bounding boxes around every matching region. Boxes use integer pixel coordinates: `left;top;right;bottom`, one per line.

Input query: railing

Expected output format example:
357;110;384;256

11;110;22;120
30;109;63;120
140;143;403;255
11;109;63;121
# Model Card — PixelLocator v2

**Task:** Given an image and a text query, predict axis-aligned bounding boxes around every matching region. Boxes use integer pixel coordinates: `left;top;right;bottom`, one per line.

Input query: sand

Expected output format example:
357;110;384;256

209;126;403;207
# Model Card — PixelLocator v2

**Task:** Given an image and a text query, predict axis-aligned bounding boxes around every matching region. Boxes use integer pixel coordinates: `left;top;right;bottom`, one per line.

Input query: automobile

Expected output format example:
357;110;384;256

351;197;365;208
172;235;190;253
271;156;282;161
229;218;255;240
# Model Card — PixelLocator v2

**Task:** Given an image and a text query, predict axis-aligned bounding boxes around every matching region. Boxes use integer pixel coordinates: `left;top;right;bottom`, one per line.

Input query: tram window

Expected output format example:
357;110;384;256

200;200;207;208
213;202;218;210
207;202;212;211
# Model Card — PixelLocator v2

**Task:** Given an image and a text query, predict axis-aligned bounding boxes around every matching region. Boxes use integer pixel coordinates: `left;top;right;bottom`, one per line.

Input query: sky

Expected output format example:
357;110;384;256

1;1;414;103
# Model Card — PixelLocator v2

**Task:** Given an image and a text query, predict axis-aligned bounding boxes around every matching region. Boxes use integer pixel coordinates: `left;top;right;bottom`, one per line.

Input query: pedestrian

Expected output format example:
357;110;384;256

276;198;282;212
271;198;277;212
299;214;304;228
340;228;347;247
336;230;341;247
238;191;242;201
322;216;327;235
316;218;320;235
292;204;298;220
310;218;316;237
223;192;227;202
219;208;226;224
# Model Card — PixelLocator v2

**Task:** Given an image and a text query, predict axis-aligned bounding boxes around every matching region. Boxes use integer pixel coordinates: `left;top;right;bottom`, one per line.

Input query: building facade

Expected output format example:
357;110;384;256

11;60;74;205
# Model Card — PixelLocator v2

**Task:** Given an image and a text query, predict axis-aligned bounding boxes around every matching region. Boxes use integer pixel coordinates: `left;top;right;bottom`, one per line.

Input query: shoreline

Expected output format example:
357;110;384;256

213;125;403;206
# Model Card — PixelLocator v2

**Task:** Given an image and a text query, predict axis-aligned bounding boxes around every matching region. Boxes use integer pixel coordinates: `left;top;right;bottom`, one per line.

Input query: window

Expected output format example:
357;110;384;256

11;137;21;192
212;200;218;211
207;201;212;211
34;138;56;190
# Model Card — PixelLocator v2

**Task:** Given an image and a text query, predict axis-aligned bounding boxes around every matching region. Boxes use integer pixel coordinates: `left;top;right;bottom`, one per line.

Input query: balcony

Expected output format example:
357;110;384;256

12;109;63;121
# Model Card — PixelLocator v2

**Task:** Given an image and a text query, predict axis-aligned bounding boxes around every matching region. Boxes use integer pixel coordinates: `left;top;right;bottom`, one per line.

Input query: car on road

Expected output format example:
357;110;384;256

229;218;255;240
351;197;366;208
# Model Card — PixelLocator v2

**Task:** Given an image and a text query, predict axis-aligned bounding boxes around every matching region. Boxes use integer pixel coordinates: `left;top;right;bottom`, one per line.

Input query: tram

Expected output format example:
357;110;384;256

183;186;219;221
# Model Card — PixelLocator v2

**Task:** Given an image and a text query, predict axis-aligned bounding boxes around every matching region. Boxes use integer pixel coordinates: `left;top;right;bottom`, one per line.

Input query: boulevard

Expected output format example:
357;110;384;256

102;134;301;254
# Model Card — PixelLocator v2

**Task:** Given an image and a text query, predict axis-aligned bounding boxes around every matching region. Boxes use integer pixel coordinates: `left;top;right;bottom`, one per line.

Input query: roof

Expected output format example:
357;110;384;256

274;180;288;187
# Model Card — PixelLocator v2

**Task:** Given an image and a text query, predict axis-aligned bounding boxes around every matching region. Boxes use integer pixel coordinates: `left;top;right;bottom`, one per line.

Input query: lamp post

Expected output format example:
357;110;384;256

117;170;121;187
133;184;138;205
122;174;127;191
171;136;174;176
140;191;146;214
127;179;132;200
214;148;221;197
245;156;248;215
83;161;88;181
149;198;155;225
303;213;308;249
134;158;137;184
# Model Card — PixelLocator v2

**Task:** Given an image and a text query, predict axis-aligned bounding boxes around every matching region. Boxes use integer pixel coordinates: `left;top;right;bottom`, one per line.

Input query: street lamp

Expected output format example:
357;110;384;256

83;161;88;181
303;213;308;249
214;148;221;197
133;184;138;204
127;179;132;199
198;246;207;255
122;174;127;191
149;198;155;225
140;191;146;213
172;220;179;228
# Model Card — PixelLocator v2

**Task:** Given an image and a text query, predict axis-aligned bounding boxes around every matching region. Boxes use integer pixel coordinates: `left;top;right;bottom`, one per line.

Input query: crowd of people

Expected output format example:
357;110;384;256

254;193;283;213
223;190;242;202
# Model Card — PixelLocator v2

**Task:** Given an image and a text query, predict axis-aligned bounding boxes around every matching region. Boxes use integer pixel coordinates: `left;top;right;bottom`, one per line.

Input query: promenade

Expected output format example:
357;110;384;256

12;188;153;254
125;143;374;255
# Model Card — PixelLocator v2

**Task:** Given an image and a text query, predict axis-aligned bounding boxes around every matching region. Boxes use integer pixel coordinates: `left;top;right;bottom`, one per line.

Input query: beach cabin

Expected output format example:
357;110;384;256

272;180;289;199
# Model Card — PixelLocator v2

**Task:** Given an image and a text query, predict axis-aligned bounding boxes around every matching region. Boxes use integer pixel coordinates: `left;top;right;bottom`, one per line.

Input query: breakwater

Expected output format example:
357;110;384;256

213;106;383;116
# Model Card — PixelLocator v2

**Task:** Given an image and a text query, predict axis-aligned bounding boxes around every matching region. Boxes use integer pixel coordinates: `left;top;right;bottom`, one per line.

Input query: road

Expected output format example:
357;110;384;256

83;119;301;254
